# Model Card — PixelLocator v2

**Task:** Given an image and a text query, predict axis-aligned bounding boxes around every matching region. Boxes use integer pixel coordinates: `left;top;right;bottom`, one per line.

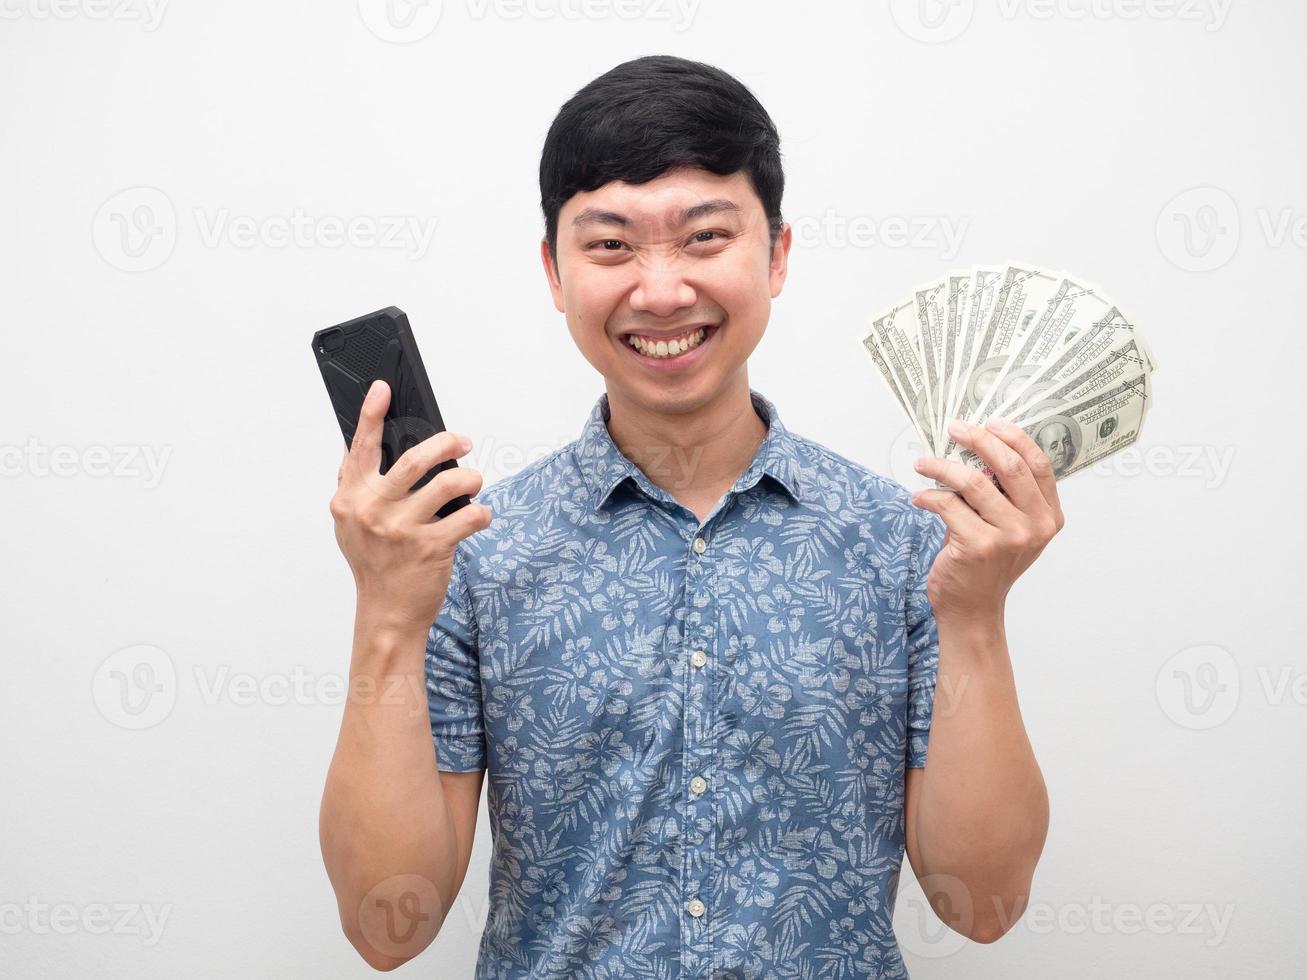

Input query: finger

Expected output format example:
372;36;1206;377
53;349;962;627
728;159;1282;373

411;465;485;523
915;452;1016;528
385;430;472;496
946;419;1046;517
424;497;494;544
348;379;390;476
910;488;988;540
983;416;1064;525
337;448;348;485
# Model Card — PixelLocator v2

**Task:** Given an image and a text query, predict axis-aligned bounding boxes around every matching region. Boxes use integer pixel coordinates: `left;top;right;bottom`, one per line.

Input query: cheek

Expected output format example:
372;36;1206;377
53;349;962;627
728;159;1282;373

562;276;620;336
711;254;773;333
722;245;778;311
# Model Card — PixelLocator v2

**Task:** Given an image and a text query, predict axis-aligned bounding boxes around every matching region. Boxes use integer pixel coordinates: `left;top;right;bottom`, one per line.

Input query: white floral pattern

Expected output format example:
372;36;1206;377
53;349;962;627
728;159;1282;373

427;388;946;979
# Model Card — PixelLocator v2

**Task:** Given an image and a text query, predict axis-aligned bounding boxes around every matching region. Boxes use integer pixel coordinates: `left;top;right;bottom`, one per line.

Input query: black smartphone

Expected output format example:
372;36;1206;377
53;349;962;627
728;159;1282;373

312;306;471;518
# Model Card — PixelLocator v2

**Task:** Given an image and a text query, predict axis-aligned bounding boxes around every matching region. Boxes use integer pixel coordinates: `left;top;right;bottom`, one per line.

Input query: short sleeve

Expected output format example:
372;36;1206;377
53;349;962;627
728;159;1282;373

906;509;946;769
425;545;486;772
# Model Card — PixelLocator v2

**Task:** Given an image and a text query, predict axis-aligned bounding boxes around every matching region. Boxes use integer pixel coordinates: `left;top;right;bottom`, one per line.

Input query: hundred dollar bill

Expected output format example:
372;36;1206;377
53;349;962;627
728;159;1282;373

967;273;1115;429
857;300;937;455
944;265;1005;434
941;262;1062;459
986;305;1151;425
1008;335;1152;426
938;272;972;442
952;368;1152;485
913;277;949;448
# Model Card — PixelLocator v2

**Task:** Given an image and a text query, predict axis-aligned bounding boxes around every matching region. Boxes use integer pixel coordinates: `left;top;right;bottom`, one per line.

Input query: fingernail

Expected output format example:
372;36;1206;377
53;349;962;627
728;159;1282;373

986;416;1010;432
946;418;966;439
913;457;927;472
459;434;472;452
366;379;382;400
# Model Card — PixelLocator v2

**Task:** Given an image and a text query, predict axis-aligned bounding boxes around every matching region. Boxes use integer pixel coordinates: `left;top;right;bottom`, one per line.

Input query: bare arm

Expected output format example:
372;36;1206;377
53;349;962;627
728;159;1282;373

903;619;1048;944
317;379;494;970
319;615;486;969
907;417;1065;943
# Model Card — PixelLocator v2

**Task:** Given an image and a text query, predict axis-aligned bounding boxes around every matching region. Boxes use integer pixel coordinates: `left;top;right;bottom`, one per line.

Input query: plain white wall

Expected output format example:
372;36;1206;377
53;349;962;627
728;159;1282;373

3;1;1303;977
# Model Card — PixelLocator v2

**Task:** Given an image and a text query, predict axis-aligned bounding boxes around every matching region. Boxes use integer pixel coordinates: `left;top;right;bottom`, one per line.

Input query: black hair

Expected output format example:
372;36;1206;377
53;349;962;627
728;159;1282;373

539;54;785;268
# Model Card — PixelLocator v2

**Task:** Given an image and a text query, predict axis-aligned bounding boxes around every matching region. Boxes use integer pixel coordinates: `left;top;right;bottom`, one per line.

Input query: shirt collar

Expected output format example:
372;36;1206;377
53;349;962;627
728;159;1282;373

573;387;804;513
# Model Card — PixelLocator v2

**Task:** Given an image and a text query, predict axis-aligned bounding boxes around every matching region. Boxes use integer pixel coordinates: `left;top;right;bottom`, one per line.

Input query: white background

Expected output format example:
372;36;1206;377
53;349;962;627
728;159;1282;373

3;1;1304;977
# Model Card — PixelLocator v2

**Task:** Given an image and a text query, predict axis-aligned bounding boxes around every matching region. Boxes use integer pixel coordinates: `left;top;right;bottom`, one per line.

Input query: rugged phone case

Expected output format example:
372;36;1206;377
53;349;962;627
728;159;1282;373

312;306;471;518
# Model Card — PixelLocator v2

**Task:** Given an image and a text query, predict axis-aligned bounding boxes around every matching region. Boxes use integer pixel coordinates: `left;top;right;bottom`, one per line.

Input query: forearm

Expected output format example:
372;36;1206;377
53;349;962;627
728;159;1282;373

319;605;459;968
914;614;1049;937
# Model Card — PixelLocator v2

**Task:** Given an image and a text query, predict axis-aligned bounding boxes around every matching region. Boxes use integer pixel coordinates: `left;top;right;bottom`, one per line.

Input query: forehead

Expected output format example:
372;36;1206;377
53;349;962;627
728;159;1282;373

561;167;763;229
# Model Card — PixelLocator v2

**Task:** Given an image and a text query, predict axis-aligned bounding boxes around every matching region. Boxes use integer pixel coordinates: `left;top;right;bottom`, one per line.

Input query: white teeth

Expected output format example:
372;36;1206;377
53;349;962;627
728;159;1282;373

627;327;708;359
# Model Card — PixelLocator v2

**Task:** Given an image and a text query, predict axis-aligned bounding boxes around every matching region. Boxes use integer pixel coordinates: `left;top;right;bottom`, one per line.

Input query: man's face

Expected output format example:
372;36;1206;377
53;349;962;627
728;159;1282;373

542;166;790;415
1036;421;1074;473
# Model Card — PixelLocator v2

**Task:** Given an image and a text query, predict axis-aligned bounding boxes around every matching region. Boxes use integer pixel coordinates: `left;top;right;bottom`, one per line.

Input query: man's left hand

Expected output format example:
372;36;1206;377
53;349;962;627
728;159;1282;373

909;417;1066;626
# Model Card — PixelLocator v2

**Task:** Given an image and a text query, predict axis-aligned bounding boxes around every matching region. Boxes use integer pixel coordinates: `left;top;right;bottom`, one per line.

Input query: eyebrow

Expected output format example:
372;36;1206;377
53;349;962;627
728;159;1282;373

571;198;742;230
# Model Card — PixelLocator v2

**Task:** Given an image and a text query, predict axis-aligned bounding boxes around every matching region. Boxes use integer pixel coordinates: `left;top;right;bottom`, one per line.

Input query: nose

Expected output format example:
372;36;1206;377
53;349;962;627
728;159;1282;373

629;261;697;319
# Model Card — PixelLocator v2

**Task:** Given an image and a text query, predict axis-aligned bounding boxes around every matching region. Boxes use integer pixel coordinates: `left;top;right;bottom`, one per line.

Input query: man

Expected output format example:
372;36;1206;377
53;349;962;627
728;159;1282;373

320;55;1062;978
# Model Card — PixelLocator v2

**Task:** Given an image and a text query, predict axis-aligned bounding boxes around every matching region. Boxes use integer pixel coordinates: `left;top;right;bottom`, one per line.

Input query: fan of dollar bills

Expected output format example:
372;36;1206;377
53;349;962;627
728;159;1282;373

857;262;1157;485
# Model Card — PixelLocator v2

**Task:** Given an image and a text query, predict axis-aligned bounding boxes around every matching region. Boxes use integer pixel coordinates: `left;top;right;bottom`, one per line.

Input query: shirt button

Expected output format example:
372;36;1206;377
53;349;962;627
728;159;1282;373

691;536;707;554
689;775;707;795
690;649;708;668
686;898;706;918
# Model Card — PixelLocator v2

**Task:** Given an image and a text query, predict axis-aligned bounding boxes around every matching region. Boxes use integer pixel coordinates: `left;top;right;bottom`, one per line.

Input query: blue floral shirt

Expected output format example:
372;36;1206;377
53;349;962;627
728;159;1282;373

427;388;947;979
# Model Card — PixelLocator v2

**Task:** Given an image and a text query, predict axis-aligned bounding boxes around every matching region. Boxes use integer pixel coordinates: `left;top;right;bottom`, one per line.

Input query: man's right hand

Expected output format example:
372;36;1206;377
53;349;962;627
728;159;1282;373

329;378;493;639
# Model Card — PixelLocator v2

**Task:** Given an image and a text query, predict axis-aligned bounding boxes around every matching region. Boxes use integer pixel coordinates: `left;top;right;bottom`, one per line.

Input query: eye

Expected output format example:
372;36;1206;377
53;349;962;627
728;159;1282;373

688;229;731;249
588;239;627;251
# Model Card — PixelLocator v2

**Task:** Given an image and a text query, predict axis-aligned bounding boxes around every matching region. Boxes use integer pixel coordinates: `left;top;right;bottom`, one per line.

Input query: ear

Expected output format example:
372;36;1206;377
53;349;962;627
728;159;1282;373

768;222;792;299
540;237;565;313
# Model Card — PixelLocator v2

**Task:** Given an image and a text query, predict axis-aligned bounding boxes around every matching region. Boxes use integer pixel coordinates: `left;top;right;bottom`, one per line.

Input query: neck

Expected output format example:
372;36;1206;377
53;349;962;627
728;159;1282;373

604;374;768;502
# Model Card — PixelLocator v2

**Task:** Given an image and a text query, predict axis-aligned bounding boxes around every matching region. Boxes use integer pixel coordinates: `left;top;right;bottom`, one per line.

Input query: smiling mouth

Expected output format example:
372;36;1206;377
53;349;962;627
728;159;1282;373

622;323;719;360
